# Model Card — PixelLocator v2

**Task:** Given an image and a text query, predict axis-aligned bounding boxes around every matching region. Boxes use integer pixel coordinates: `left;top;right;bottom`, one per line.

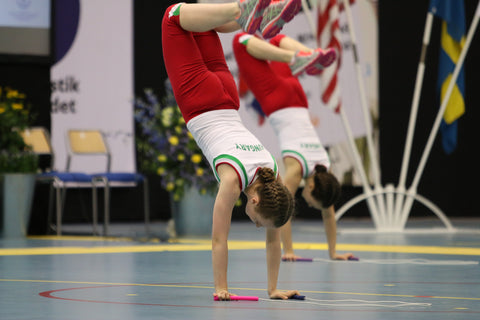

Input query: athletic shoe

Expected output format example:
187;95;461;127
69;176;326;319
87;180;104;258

260;0;302;39
290;49;332;77
236;0;271;34
305;48;337;75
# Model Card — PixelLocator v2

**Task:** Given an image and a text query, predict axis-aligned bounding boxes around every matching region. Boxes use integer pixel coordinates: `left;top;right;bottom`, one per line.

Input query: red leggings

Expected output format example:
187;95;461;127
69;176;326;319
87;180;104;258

162;4;239;123
232;33;308;117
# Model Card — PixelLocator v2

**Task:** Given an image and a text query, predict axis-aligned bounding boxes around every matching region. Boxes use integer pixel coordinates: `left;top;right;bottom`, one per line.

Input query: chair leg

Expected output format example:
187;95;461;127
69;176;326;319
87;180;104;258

56;186;62;236
92;183;98;236
103;181;110;236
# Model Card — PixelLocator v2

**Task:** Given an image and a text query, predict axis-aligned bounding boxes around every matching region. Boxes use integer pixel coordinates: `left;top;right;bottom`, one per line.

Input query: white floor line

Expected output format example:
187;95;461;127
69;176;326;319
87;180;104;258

337;227;480;234
259;297;431;308
309;258;479;265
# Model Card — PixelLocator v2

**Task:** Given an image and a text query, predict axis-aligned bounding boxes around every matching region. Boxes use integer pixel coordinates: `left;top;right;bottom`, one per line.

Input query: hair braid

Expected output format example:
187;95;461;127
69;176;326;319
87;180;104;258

255;168;294;227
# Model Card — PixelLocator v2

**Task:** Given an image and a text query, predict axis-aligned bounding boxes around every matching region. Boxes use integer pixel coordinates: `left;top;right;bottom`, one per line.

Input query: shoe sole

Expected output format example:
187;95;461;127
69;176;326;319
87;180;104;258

244;0;271;34
261;0;302;39
306;49;337;75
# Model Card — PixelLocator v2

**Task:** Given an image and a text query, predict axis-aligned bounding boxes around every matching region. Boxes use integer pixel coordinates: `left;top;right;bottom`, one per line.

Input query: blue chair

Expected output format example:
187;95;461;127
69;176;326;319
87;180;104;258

66;129;150;236
21;127;98;235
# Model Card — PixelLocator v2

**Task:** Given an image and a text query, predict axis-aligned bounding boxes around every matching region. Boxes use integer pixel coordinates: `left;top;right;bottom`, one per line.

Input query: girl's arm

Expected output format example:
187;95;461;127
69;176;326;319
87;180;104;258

279;157;303;260
266;227;300;299
266;227;281;296
322;206;353;260
212;164;241;300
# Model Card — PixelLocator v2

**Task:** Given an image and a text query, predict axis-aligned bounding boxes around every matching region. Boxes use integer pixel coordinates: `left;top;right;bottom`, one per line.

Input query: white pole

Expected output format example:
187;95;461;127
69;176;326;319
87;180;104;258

338;108;381;227
399;4;480;228
393;12;434;227
342;0;387;226
301;0;317;36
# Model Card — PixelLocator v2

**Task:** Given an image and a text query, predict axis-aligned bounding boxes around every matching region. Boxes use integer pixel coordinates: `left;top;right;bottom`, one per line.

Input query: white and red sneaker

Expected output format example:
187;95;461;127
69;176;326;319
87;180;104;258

260;0;302;39
290;48;337;77
305;48;337;75
236;0;271;34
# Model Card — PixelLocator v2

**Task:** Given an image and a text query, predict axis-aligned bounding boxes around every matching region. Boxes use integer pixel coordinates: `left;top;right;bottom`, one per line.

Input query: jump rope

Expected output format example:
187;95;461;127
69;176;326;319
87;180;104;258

214;295;432;308
213;255;478;306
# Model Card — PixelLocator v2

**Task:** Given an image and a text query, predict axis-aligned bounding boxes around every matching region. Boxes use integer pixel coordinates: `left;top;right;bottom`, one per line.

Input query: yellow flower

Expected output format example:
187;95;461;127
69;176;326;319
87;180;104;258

166;181;175;191
199;188;207;195
157;167;165;175
173;193;181;201
235;199;243;207
157;154;167;162
7;89;18;98
175;126;182;134
12;103;23;110
0;106;5;114
178;117;185;125
175;179;184;186
169;136;179;146
161;106;174;127
177;153;185;161
187;131;194;139
191;154;202;164
196;167;204;176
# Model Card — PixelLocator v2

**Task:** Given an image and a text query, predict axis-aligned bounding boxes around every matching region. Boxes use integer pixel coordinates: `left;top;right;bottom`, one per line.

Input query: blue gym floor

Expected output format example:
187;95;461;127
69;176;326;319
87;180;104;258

1;218;479;320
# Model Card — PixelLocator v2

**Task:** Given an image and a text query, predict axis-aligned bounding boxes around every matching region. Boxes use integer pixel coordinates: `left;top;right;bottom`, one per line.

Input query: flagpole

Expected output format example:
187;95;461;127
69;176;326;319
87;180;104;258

342;0;387;226
398;0;480;229
393;12;435;227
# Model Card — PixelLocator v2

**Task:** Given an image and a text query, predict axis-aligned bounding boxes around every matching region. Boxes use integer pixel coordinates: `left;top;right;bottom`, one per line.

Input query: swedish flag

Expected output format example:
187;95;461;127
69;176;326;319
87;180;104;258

429;0;466;154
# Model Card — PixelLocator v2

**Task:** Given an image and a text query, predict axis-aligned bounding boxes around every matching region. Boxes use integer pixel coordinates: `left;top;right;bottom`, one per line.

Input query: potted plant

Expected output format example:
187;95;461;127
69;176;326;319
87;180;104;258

0;86;38;238
134;80;218;236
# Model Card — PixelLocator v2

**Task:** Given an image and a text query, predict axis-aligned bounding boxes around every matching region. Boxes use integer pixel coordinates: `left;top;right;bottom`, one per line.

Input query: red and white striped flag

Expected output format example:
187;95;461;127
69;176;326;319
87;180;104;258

317;0;342;113
316;0;355;113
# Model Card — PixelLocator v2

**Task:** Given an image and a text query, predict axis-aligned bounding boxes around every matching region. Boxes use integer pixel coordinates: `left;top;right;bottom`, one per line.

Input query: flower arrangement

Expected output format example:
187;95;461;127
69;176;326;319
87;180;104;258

0;86;38;173
134;80;217;201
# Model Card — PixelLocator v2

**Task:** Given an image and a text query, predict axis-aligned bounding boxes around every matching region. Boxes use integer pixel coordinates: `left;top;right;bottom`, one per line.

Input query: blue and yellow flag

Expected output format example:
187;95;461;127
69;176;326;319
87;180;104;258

429;0;466;154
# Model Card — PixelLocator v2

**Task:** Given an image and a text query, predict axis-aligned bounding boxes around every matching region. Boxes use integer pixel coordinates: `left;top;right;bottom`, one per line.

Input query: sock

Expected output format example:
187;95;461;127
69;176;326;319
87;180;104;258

239;33;253;45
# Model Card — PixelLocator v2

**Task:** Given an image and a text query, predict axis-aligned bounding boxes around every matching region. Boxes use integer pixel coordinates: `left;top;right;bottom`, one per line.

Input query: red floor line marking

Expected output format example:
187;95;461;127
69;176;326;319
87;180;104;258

37;285;480;313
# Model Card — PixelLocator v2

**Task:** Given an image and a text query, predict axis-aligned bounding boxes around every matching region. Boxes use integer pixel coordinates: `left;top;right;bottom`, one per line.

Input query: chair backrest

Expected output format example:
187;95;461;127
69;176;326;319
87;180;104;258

66;129;111;171
20;127;54;172
21;127;52;155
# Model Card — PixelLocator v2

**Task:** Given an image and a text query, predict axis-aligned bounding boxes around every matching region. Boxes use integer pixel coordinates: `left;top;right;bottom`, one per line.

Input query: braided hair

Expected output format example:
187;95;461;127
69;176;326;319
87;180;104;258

311;165;341;208
254;167;295;228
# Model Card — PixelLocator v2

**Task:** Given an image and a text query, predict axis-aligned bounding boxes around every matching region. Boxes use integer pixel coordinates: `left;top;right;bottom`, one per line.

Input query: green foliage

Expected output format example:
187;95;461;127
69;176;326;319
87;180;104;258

0;86;38;173
134;81;217;201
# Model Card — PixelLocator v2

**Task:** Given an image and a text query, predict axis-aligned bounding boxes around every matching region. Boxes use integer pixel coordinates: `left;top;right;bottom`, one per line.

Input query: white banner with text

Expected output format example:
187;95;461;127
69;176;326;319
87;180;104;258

51;0;134;173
